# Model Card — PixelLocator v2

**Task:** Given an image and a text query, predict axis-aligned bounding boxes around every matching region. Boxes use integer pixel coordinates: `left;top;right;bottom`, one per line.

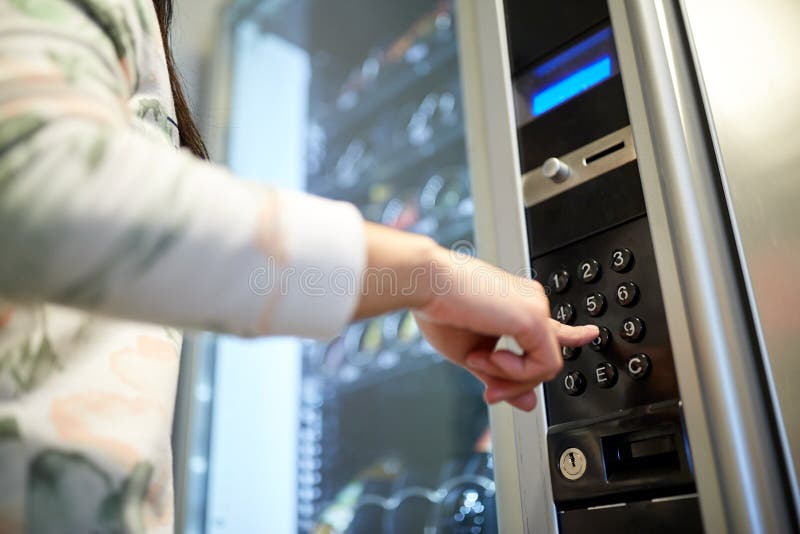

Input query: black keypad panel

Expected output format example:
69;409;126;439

534;216;678;425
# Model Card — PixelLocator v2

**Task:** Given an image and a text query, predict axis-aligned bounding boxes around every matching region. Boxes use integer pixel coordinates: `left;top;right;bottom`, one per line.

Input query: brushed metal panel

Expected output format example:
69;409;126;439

456;0;556;532
680;0;800;515
522;126;637;207
611;1;796;531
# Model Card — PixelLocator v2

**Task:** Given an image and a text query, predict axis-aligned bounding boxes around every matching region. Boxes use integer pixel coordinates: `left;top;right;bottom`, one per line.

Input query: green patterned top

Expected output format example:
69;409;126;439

0;1;366;532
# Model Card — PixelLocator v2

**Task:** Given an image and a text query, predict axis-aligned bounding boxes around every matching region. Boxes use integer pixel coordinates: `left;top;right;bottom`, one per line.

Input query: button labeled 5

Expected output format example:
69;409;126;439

584;292;606;317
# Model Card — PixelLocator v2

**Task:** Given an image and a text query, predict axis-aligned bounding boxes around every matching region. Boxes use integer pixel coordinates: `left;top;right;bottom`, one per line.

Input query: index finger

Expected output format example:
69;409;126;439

552;320;599;347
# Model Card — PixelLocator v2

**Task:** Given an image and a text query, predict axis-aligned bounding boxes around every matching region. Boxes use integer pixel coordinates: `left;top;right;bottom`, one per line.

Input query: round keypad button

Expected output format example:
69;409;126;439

548;270;570;294
590;326;611;351
553;303;575;325
616;282;639;307
562;370;586;396
626;353;651;380
620;317;646;342
584;292;606;317
594;362;618;388
577;259;601;283
562;346;581;361
611;248;634;272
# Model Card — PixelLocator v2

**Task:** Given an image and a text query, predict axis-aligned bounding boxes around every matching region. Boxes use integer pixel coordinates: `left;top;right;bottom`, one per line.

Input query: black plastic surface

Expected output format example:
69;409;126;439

534;216;678;425
504;0;609;75
517;76;630;174
558;494;703;534
526;161;646;258
547;403;694;504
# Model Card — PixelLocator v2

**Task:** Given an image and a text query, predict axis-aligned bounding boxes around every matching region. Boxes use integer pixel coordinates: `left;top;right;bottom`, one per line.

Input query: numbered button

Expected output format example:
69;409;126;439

577;259;601;283
562;346;581;361
594;362;618;388
548;270;570;294
590;326;611;351
620;317;646;342
611;248;634;272
626;353;651;380
584;292;606;317
553;303;575;325
562;370;586;396
616;282;639;307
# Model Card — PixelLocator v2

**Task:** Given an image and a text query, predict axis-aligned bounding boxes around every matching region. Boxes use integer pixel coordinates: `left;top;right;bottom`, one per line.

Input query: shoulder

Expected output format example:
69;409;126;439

2;0;160;93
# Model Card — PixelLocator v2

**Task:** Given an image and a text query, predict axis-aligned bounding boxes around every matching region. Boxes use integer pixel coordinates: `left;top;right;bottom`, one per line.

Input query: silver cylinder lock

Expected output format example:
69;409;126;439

559;447;587;480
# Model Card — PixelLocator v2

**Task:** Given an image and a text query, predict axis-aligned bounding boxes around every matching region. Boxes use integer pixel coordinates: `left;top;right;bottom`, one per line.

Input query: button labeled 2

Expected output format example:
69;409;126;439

577;259;601;283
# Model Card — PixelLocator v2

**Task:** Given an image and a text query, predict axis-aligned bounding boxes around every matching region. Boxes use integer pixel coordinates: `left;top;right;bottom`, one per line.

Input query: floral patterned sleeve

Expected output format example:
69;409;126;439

0;0;366;340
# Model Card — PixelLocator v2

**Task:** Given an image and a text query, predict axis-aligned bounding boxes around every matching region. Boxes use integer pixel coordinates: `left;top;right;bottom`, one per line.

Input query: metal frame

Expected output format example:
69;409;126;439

610;1;795;532
456;1;556;532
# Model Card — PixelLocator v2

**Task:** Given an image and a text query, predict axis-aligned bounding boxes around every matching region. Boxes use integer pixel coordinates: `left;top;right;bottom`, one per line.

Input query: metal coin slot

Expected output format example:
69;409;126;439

522;125;637;207
584;141;626;165
601;427;681;483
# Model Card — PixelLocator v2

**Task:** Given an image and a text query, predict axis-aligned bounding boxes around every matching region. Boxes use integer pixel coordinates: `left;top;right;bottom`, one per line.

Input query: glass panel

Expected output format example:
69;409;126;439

204;1;497;533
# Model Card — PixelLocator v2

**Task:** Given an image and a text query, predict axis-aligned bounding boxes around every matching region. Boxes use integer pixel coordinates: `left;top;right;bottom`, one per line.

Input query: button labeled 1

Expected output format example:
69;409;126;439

548;270;570;294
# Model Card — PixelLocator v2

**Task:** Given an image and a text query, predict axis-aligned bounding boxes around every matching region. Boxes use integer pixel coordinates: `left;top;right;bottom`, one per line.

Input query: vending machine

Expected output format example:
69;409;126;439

175;0;800;533
459;0;800;532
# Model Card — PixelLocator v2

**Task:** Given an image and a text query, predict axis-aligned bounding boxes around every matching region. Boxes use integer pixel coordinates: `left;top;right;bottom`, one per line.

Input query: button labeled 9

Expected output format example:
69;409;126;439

620;316;646;342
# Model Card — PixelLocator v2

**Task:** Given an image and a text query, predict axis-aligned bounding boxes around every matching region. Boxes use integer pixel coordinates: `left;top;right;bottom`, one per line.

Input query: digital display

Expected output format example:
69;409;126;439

532;55;613;116
514;26;619;125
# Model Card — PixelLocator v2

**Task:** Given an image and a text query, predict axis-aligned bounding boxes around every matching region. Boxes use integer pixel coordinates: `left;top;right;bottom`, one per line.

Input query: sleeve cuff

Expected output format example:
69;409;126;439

267;190;366;340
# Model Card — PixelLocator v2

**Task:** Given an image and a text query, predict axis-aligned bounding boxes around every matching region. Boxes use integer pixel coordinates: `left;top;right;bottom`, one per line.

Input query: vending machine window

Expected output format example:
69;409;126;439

189;1;501;533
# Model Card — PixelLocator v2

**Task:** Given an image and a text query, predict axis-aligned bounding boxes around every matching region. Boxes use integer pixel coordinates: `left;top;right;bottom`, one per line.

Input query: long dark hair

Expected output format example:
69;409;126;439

152;0;209;159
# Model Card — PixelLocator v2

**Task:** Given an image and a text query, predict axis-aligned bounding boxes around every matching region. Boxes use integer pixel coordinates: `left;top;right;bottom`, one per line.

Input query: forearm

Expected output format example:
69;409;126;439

353;222;441;320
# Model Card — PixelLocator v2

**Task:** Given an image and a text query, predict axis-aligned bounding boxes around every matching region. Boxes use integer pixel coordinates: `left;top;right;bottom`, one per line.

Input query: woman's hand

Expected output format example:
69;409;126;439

356;223;598;412
412;246;597;412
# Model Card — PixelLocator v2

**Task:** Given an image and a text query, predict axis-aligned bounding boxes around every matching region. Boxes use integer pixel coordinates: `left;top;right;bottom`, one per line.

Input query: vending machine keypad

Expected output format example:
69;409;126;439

534;217;679;426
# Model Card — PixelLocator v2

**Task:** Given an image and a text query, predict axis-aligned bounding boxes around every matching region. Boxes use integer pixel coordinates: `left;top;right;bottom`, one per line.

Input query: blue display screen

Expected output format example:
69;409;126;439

532;55;613;116
514;26;619;124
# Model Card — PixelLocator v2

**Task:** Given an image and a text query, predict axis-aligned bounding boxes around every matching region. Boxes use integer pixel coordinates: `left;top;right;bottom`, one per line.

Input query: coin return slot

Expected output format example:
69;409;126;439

601;427;681;483
583;141;625;165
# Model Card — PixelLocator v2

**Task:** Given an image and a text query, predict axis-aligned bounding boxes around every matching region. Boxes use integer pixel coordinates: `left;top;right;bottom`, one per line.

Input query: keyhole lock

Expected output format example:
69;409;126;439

559;447;587;481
